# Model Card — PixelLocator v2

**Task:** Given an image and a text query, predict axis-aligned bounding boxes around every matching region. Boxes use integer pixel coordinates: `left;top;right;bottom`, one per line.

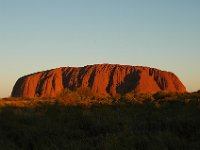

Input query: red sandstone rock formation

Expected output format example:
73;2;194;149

11;64;186;97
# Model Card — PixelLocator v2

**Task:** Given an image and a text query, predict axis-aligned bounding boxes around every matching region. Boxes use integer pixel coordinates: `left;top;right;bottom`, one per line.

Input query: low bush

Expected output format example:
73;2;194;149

153;91;177;100
124;92;154;102
58;89;80;105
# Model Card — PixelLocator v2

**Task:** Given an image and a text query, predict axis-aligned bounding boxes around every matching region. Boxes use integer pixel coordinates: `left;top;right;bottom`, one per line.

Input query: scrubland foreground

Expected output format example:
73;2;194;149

0;90;200;150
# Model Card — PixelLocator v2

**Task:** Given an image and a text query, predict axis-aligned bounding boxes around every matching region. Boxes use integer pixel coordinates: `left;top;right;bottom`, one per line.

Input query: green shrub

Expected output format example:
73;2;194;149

153;91;176;100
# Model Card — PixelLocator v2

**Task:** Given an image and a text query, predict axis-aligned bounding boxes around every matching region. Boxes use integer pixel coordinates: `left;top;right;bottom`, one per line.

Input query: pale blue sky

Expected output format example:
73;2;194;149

0;0;200;97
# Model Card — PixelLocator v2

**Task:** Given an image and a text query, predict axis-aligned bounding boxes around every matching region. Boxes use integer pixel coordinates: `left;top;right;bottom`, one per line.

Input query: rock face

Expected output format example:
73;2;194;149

12;64;186;97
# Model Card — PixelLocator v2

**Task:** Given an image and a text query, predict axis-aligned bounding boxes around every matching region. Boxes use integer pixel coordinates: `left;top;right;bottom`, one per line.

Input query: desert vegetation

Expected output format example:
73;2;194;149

0;90;200;150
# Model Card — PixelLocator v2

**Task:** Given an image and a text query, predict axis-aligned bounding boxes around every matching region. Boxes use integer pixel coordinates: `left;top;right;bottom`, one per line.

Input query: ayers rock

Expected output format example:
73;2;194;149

12;64;186;97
